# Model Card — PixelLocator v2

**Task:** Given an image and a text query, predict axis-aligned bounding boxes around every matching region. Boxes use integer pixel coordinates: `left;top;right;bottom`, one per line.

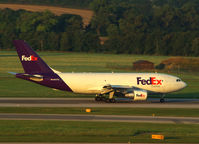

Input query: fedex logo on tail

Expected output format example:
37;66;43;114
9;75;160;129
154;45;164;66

21;55;38;61
137;77;162;85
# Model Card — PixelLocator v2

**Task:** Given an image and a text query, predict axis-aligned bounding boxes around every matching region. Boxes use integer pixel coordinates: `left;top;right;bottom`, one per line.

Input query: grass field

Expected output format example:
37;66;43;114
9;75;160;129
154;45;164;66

1;51;199;98
1;51;199;143
0;4;93;26
0;120;198;143
0;107;199;117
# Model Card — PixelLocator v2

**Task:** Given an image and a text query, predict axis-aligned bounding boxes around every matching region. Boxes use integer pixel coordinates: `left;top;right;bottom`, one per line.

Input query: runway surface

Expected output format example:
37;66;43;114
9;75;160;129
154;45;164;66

0;98;199;108
0;113;198;124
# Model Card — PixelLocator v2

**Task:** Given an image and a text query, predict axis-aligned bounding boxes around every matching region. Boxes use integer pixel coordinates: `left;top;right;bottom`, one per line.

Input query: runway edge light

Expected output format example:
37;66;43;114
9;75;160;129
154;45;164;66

152;134;164;140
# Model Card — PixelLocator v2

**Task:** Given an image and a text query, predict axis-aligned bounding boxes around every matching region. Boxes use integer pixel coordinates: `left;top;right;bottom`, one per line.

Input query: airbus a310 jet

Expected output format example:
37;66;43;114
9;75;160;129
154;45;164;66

10;40;187;103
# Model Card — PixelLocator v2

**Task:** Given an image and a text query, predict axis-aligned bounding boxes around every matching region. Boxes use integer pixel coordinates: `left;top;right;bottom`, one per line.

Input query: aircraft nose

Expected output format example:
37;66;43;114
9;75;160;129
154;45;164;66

182;81;187;89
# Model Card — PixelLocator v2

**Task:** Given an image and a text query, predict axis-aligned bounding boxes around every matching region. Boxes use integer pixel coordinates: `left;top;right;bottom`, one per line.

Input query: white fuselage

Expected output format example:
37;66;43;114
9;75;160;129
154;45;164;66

57;73;187;94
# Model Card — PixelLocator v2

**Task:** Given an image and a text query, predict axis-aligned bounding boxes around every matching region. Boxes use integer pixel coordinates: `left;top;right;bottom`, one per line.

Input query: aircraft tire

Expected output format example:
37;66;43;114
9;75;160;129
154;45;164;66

105;98;110;103
95;97;101;101
109;98;116;103
101;97;107;102
160;98;165;103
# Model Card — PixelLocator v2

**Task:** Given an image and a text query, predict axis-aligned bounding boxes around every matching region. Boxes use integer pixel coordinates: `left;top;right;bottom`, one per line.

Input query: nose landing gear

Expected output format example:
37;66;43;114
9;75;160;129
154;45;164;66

160;98;165;103
160;94;166;103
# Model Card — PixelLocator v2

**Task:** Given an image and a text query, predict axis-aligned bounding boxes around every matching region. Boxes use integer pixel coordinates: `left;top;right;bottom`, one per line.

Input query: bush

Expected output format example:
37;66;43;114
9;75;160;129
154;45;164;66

159;57;199;72
155;63;165;70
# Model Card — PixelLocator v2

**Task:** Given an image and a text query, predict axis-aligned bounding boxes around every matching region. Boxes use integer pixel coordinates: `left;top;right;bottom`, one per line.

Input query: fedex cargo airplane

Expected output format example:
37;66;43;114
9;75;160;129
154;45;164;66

11;40;187;103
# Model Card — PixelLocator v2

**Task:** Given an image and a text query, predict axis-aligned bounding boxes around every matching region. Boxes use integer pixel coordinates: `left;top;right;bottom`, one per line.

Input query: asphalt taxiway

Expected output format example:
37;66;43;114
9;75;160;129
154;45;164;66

0;98;199;108
0;113;198;124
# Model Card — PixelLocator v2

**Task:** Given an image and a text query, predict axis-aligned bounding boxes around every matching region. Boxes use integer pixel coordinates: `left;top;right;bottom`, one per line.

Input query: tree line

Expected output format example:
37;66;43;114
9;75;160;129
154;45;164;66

89;0;199;56
0;9;101;52
1;0;199;56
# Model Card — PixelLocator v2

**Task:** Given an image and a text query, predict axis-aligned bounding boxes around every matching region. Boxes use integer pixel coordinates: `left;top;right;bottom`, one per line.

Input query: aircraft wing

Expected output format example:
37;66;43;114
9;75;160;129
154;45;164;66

100;84;133;95
103;85;132;89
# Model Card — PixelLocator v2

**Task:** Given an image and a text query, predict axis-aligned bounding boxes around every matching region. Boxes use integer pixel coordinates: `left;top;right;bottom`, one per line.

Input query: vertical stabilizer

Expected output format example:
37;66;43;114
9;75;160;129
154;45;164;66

13;40;72;92
13;40;53;74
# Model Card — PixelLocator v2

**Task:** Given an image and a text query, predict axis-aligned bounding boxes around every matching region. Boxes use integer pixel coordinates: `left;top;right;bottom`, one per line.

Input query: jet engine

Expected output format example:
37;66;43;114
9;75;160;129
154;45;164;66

125;89;147;101
133;89;147;100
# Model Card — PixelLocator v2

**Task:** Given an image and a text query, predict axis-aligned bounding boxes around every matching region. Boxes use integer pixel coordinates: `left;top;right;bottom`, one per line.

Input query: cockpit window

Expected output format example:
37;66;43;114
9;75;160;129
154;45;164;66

176;79;181;82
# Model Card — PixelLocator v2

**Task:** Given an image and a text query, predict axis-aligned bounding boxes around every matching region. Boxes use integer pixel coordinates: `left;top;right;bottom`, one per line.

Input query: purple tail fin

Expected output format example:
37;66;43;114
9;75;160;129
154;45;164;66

13;40;53;74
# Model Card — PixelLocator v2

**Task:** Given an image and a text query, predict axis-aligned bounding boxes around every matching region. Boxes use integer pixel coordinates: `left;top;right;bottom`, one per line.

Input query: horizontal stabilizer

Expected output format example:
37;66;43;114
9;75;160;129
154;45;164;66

19;73;44;82
23;74;43;78
8;72;17;75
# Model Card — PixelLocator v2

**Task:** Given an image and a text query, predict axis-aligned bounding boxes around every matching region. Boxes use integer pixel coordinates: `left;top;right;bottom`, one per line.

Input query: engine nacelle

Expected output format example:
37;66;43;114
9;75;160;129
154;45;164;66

125;93;134;97
124;89;148;101
133;89;147;101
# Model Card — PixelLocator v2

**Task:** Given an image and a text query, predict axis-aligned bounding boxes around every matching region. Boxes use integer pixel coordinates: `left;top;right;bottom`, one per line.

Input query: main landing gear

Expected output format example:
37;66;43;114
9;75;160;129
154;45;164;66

109;98;116;103
95;94;116;103
95;96;102;101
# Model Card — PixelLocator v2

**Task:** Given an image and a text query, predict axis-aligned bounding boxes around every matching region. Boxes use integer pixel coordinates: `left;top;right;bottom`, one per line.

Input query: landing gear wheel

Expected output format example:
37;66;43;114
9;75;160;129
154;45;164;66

101;97;107;102
105;98;110;103
109;98;116;103
95;97;101;101
160;98;165;103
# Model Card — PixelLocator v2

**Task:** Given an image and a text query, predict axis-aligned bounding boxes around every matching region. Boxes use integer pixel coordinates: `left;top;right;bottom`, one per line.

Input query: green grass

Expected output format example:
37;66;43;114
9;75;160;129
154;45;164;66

0;120;198;143
0;107;199;117
1;51;199;143
1;51;199;98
